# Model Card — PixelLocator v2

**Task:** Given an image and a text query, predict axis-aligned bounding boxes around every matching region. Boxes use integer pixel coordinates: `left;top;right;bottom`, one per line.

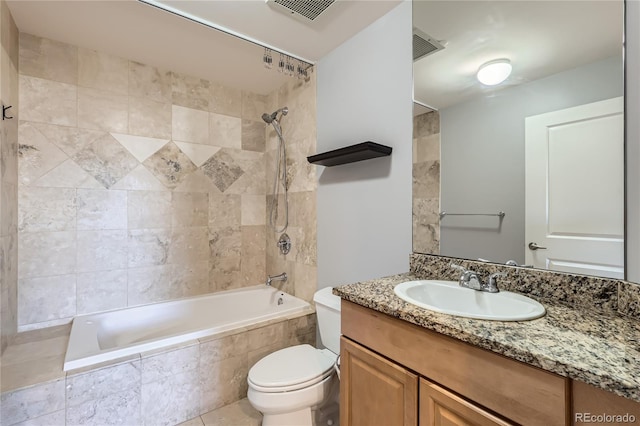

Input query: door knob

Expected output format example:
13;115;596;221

528;242;547;251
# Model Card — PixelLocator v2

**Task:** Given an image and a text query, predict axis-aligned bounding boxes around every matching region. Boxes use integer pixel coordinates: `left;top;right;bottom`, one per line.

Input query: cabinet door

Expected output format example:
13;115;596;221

340;336;418;426
420;379;514;426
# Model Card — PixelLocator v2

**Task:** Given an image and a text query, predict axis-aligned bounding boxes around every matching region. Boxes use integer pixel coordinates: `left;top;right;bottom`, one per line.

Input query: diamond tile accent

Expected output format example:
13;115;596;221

142;141;198;189
200;149;245;193
33;159;103;189
111;164;167;191
174;141;220;167
72;133;140;188
111;133;169;162
18;122;68;186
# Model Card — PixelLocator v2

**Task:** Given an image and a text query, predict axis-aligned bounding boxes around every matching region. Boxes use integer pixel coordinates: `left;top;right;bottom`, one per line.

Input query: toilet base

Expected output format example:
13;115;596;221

262;408;313;426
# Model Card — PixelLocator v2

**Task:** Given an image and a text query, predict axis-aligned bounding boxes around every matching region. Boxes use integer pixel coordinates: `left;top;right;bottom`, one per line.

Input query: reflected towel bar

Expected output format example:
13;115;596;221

439;211;506;219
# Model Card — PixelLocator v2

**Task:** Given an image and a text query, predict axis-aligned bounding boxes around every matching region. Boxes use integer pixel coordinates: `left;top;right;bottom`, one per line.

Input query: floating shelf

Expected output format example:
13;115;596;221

307;142;392;167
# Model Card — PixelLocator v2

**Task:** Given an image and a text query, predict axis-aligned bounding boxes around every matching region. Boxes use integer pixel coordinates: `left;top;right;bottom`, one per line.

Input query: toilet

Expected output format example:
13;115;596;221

247;286;341;426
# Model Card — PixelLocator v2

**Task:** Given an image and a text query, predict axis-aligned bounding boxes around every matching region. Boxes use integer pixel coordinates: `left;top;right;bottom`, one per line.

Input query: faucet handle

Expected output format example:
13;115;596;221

486;272;507;290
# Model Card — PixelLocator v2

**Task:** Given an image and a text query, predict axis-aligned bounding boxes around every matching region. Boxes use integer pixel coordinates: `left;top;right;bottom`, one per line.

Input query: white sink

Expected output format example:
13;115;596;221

394;280;545;321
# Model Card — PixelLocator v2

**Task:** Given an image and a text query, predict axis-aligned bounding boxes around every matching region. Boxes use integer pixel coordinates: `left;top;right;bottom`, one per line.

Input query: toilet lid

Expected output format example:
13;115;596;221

248;344;336;391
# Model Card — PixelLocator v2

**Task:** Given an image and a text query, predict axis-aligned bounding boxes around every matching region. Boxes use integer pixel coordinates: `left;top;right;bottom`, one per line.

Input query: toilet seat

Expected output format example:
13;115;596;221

248;344;337;393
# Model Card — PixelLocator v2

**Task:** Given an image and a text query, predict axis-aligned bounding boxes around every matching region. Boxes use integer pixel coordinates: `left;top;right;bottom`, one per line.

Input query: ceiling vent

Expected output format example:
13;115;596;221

266;0;336;22
413;28;445;61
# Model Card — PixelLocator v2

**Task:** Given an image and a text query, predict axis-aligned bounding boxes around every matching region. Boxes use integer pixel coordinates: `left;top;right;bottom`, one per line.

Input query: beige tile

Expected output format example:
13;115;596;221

10;409;65;426
225;154;265;195
240;225;266;285
142;141;197;189
18;231;76;279
18;187;76;233
172;192;208;228
111;133;169;163
208;227;241;291
27;123;95;158
72;133;140;189
174;169;218;194
199;333;248;366
415;133;440;163
293;263;318;303
240;195;265;226
77;188;127;230
129;61;171;102
200;150;245;193
208;193;240;229
19;33;77;84
17;274;76;325
19;75;77;126
172;72;210;111
17;122;68;186
413;160;440;199
0;354;66;395
128;190;172;229
127;262;208;306
142;369;200;426
76;269;127;314
141;343;199;384
173;105;210;144
245;322;285;351
179;416;204;426
77;87;128;133
66;389;141;425
209;113;241;148
168;227;209;266
0;378;65;425
174;141;219;167
110;164;167;191
77;229;127;272
241;92;267;122
66;360;141;406
33;159;103;189
209;82;241;117
241;119;266;152
128;96;172;139
200;398;261;426
78;47;128;94
127;228;172;268
199;354;248;414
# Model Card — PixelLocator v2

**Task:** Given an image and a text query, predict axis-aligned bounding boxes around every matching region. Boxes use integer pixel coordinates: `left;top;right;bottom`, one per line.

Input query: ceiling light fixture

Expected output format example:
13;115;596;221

476;59;512;86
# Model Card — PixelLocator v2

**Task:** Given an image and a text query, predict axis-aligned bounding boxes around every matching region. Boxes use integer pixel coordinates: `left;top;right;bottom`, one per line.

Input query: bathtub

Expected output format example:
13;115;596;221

64;285;311;371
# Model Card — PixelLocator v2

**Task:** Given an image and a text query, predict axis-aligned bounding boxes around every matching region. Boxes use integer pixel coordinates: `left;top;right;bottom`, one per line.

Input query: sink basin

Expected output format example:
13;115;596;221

394;280;545;321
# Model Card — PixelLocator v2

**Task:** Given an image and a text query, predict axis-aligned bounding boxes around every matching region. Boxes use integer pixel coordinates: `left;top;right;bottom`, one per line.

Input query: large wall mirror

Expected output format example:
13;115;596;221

412;0;626;280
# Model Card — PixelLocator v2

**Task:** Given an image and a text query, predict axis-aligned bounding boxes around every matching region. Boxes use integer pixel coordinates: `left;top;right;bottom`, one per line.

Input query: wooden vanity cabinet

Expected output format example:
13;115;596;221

340;300;570;426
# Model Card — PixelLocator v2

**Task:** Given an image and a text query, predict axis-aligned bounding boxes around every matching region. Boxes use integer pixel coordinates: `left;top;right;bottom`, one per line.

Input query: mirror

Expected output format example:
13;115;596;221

412;0;626;279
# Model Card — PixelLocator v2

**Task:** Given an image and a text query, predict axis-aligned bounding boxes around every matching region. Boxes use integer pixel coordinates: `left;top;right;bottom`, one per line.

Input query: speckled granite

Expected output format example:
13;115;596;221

334;273;640;402
410;253;640;319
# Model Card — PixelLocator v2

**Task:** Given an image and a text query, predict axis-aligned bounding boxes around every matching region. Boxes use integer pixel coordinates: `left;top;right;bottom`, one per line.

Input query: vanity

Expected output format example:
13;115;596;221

334;255;640;426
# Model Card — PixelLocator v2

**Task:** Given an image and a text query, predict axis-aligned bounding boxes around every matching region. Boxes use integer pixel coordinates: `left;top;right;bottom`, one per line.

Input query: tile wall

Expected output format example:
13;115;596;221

412;111;440;254
15;33;317;331
0;0;19;353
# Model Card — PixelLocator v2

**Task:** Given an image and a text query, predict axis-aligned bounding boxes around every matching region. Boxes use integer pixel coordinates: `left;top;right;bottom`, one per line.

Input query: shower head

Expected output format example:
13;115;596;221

262;107;288;124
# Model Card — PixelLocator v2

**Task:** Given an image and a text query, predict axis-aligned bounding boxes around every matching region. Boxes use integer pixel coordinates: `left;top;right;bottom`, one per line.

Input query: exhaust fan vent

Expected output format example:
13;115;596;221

413;28;445;61
267;0;335;22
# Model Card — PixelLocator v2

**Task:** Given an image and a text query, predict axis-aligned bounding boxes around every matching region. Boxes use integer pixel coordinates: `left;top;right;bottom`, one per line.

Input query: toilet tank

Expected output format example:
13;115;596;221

313;287;341;355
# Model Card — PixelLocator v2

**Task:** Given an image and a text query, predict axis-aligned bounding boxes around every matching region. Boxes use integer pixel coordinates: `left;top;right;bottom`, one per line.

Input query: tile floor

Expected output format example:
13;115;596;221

180;398;262;426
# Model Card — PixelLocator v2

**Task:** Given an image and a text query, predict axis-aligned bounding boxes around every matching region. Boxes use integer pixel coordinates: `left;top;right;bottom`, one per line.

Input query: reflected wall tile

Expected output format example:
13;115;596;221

142;370;200;426
66;360;141;406
210;82;241;117
19;33;77;84
0;378;65;425
77;87;128;133
241;92;267;122
72;133;139;189
17;122;68;186
412;160;440;199
172;192;208;228
142;142;197;189
172;72;210;111
209;113;241;148
127;228;171;268
128;96;171;139
173;105;209;145
129;61;171;102
17;274;76;325
414;110;440;138
128;190;171;229
19;75;77;126
168;227;209;265
78;47;128;94
77;189;127;230
241;120;265;152
77;230;127;272
18;187;76;233
240;195;265;226
415;134;440;163
18;231;76;279
76;269;127;314
65;389;141;426
141;344;199;384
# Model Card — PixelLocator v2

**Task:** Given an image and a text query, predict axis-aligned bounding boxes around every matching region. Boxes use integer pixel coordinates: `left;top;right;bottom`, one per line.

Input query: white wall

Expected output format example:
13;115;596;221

627;0;640;283
316;1;413;289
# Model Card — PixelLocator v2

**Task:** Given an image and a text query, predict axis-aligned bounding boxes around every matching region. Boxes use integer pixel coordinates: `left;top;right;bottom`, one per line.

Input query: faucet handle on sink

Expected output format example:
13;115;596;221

485;272;507;293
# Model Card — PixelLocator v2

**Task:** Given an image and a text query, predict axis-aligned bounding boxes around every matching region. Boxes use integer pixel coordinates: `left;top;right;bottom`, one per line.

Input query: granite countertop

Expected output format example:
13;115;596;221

333;272;640;402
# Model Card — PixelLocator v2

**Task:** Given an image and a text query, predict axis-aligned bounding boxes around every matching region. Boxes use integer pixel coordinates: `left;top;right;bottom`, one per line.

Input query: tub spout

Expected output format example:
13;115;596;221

266;272;287;286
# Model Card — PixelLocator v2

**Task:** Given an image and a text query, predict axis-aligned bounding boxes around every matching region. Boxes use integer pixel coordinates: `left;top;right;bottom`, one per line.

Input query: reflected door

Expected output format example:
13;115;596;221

525;97;624;278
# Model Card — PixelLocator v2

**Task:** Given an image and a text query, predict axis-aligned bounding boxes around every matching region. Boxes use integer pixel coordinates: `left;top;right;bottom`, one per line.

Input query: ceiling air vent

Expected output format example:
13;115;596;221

413;28;445;61
266;0;336;22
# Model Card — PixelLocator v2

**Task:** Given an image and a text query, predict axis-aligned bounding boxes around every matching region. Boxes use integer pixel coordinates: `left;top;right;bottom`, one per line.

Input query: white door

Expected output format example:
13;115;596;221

525;97;624;278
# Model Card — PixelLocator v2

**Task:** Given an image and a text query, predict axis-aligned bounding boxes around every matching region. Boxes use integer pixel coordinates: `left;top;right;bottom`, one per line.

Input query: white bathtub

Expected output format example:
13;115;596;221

64;285;311;371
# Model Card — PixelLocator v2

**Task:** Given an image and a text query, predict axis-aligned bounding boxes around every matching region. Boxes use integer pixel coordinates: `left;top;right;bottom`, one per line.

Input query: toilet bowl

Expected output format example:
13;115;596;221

247;287;341;426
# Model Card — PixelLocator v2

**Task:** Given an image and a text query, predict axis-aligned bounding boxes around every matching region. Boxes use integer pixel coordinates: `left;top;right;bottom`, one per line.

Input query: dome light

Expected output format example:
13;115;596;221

477;59;512;86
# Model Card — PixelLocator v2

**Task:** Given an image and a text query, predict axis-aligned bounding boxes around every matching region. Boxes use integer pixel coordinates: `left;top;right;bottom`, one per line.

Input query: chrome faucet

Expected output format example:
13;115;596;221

450;264;504;293
265;272;287;286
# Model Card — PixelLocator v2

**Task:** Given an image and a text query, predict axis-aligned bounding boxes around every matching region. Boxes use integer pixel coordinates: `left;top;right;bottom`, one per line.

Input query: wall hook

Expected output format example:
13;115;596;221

2;105;13;120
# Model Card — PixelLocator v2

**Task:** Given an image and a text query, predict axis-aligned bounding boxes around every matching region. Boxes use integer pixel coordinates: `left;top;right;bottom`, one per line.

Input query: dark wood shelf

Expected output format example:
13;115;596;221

307;142;392;167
